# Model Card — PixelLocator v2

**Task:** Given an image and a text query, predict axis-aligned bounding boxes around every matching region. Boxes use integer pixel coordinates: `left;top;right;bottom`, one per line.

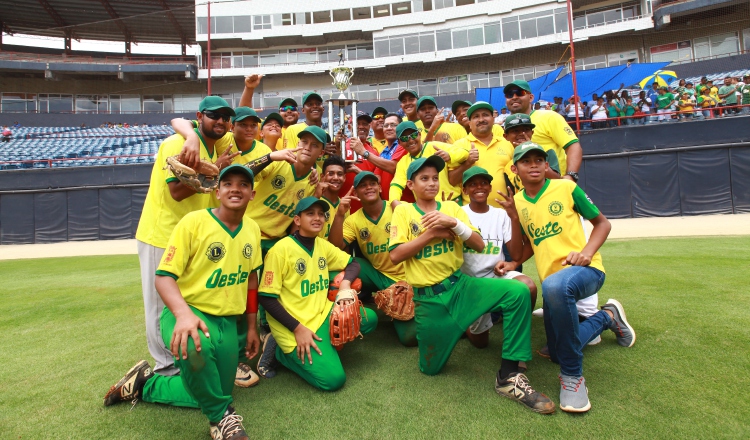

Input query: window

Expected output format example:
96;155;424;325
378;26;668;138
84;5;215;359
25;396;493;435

650;41;691;63
313;10;331;24
419;33;435;52
197;17;208;35
332;9;350;22
233;16;252;33
519;11;554;39
294;12;311;25
469;73;489;90
604;9;621;24
555;8;568;33
484;22;500;44
709;32;739;58
319;46;345;63
502;16;519;42
120;95;140;113
216;16;233;34
174;95;202;113
404;34;420;54
452;29;468;49
254;15;271;30
348;44;374;60
577;55;607;70
390;38;405;56
488;71;501;88
374;38;390;57
259;50;288;66
417;79;438;96
289;48;317;64
1;93;36;113
440;76;458;95
143;95;172;113
393;2;412;15
436;30;452;50
280;13;293;26
535;64;556;76
353;7;371;20
607;51;638;66
373;5;391;18
468;27;483;46
573;15;586;30
434;0;453;9
537;15;554;37
744;29;750;54
420;0;432;12
242;52;259;67
456;0;474;6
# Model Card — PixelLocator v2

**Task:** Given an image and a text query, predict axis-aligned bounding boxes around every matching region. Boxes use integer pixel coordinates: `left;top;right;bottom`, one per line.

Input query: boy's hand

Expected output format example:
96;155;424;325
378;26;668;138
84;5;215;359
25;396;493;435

429;109;446;131
441;191;454;201
215;145;240;170
495;187;519;219
338;187;359;215
562;251;592;267
308;168;319;186
245;327;260;359
420;210;458;230
313;181;329;198
493;260;519;277
294;325;322;365
178;135;201;170
427;226;455;240
270;147;299;164
170;311;210;360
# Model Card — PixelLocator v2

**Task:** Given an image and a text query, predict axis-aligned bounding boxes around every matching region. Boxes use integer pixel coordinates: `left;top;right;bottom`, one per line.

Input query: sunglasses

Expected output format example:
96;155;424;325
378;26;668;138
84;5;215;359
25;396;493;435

504;89;528;99
372;114;385;120
280;106;297;112
202;110;231;122
398;131;420;143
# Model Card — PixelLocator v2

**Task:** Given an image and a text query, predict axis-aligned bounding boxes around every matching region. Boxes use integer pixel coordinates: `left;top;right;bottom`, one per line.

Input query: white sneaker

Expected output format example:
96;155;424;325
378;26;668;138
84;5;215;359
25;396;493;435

532;308;544;318
587;335;601;346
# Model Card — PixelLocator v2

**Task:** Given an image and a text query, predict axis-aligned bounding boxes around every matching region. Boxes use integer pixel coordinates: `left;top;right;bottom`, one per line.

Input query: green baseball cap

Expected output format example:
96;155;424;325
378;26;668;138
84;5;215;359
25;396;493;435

451;100;472;115
407;156;445;180
218;164;254;187
279;97;298;108
462;166;493;187
416;96;438;109
503;113;535;130
299;125;331;144
353;171;379;188
503;80;532;94
302;92;323;106
293;196;330;216
398;89;419;101
466;101;494;120
261;112;284;129
199;96;236;116
396;121;419;139
371;106;388;117
231;107;261;124
513;141;547;164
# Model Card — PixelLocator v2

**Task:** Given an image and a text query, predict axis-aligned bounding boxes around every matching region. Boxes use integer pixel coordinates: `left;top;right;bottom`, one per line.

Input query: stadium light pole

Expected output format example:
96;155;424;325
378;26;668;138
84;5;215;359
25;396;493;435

566;0;580;132
207;1;212;95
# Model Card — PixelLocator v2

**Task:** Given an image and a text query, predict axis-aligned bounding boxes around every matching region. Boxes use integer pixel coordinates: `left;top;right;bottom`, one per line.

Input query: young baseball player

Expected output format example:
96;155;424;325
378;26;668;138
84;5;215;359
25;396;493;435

258;197;378;391
315;156;349;238
388;156;555;414
328;171;418;346
416;96;468;144
105;164;262;440
510;141;635;413
459;166;537;349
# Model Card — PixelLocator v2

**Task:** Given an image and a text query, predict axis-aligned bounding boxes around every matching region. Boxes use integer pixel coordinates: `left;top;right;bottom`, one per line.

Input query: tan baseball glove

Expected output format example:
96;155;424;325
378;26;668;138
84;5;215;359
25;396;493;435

373;281;415;321
165;155;220;194
329;289;364;347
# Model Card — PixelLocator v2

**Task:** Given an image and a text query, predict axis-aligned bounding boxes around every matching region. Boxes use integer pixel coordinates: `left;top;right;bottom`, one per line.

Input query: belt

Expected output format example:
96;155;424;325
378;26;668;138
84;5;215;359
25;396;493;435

414;272;461;297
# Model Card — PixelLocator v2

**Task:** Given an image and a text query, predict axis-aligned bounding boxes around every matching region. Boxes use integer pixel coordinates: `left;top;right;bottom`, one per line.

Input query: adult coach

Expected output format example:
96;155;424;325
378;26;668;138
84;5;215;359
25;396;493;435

282;92;326;151
368;106;389;153
504;80;583;181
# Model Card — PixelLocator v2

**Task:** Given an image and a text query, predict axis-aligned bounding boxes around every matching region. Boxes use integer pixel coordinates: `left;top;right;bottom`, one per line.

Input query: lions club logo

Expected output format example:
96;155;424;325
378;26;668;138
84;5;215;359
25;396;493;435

384;222;391;234
242;243;253;259
409;220;421;237
294;258;307;275
206;242;226;263
548;201;564;216
296;189;305;200
324;211;331;222
359;228;370;241
318;257;327;270
521;208;530;223
271;175;286;190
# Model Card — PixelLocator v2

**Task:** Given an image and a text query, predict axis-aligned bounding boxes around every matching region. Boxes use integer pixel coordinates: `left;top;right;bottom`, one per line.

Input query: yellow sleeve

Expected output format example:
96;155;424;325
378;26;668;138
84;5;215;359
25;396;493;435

256;158;283;183
342;216;357;245
155;215;194;279
548;113;579;150
259;246;286;298
388;205;410;250
389;156;408;200
322;240;353;271
448;123;468;143
432;141;469;167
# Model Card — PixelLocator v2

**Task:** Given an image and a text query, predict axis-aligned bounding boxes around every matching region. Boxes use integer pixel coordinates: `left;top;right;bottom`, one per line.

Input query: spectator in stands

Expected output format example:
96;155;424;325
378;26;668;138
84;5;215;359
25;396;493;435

581;101;591;130
677;92;695;120
556;97;567;118
622;97;636;125
2;126;12;142
565;95;583;128
707;80;720;102
590;97;607;129
685;82;696;99
618;91;630;109
740;74;750;114
675;79;687;96
635;91;650;124
606;93;621;127
13;121;20;129
718;77;739;116
695;76;709;96
534;102;542;111
697;87;717;119
496;107;508;126
656;87;675;122
645;83;659;116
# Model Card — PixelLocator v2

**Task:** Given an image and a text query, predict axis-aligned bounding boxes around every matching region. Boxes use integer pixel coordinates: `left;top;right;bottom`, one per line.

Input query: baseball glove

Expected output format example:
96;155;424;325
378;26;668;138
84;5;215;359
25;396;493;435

165;155;220;194
327;272;362;302
329;289;364;347
373;281;415;321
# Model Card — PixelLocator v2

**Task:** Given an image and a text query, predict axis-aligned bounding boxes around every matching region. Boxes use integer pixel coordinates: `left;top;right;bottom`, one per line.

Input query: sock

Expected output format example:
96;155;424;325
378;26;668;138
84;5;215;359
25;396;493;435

499;358;520;380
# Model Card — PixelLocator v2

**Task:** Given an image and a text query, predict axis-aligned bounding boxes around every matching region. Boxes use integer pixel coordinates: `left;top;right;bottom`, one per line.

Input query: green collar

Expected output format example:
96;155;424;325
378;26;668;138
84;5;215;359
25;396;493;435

363;200;386;225
522;178;551;204
321;195;340;209
413;201;440;216
410;143;427;159
291;162;312;181
207;208;243;238
194;128;214;160
240;139;257;156
289;234;314;258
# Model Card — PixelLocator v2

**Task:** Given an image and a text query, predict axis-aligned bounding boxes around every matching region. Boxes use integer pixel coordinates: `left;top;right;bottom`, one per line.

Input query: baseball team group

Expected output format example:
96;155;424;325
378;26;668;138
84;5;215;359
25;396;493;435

102;74;636;440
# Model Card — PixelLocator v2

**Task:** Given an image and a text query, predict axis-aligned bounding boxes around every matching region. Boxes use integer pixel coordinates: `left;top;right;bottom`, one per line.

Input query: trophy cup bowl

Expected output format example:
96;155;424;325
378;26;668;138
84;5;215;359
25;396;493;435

330;66;354;99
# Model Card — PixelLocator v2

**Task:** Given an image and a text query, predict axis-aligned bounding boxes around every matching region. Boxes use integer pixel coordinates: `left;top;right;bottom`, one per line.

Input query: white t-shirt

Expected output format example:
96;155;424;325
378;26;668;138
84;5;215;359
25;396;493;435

591;104;607;120
566;103;583;118
460;205;512;278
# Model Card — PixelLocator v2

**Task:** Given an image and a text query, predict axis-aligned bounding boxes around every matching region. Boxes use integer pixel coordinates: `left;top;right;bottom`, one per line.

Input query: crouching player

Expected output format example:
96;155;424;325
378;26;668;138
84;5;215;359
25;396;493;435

388;156;555;414
258;197;378;391
104;164;263;440
459;166;538;349
328;171;418;347
510;142;635;413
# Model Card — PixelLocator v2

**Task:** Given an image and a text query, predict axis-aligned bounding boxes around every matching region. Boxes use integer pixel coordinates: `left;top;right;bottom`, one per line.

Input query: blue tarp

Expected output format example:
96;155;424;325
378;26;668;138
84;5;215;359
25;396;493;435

475;67;564;110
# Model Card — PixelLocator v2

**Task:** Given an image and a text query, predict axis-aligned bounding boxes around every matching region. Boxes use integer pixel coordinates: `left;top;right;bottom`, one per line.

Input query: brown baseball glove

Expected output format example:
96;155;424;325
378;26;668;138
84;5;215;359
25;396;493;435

165;155;220;194
329;289;364;347
373;281;415;321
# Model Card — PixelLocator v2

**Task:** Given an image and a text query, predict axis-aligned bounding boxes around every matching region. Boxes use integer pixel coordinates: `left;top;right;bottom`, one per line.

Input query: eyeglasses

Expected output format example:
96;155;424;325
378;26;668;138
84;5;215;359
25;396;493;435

504;89;528;99
202;110;231;122
398;131;420;143
372;114;385;120
383;123;399;128
280;106;297;112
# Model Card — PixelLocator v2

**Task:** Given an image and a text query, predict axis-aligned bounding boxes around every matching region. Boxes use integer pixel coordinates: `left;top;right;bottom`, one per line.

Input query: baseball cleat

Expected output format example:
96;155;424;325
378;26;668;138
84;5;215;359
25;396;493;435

601;299;636;347
234;362;259;388
257;332;278;379
495;372;555;414
103;360;154;406
209;406;248;440
559;374;590;413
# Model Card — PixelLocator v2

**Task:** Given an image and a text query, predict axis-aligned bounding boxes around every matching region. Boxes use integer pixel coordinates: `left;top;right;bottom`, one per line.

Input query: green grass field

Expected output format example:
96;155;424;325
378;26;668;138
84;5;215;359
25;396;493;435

2;236;749;439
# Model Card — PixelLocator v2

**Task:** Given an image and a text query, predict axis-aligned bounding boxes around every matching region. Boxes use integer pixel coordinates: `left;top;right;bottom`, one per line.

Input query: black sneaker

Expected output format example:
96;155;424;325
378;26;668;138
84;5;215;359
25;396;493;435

495;372;555;414
257;333;278;379
209;406;248;440
103;360;154;406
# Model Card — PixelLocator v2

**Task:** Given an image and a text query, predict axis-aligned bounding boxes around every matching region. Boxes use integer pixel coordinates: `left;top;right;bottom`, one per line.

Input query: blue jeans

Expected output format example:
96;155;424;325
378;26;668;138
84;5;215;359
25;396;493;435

542;266;610;376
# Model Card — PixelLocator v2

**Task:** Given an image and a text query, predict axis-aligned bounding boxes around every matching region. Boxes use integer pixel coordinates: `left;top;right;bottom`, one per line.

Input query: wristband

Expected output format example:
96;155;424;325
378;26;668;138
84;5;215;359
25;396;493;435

246;288;258;314
450;219;473;241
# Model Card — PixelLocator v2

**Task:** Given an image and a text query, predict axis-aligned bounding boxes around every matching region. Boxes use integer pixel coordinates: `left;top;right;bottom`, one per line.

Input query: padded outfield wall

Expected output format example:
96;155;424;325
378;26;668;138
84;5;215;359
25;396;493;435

0;116;749;244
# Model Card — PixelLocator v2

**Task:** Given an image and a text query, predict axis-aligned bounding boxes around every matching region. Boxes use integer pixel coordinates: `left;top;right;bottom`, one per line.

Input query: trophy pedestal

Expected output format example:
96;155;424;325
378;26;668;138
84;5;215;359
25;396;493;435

326;97;360;163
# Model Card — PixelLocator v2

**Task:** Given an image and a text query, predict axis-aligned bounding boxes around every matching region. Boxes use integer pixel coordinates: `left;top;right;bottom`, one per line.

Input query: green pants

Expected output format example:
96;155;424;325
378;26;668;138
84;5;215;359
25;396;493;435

355;257;418;347
142;306;239;423
276;307;378;391
258;238;282;328
414;271;531;375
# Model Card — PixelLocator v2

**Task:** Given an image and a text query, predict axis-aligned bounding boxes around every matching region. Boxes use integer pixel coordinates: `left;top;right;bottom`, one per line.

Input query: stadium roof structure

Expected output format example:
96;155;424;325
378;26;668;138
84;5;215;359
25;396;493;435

0;0;196;47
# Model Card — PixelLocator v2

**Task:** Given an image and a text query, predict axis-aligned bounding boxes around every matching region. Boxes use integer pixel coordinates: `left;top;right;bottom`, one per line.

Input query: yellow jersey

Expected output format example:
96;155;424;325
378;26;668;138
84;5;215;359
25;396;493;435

529;110;578;175
259;235;353;353
389;142;468;203
135;132;232;248
388;201;478;287
343;201;405;281
319;195;349;238
208;139;273;208
514;179;604;282
369;137;388;153
454;133;515;208
156;209;263;316
415;120;467;144
283;122;326;167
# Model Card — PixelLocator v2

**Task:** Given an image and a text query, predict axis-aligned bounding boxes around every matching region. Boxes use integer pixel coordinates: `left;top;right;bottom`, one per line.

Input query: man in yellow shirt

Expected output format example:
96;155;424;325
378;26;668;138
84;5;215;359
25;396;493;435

368;106;389;153
282;92;325;151
416;96;468;144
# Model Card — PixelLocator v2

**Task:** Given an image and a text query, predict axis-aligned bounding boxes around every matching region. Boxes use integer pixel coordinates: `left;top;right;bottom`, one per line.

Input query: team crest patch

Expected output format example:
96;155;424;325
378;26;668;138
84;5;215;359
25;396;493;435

318;257;327;270
295;258;307;275
409;220;422;237
206;242;226;263
564;127;574;136
324;211;331;222
384;222;391;233
359;228;370;241
164;246;176;264
242;243;253;259
263;271;274;286
271;175;286;190
548;201;564;216
296;189;305;200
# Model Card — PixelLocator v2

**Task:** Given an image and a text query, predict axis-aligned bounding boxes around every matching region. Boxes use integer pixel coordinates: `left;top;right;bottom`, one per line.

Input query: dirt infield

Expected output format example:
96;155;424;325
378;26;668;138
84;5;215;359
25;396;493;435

1;213;748;261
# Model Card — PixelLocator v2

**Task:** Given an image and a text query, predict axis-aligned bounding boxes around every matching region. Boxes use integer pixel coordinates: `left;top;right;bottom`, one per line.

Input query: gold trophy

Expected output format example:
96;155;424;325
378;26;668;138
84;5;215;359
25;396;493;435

327;58;359;163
